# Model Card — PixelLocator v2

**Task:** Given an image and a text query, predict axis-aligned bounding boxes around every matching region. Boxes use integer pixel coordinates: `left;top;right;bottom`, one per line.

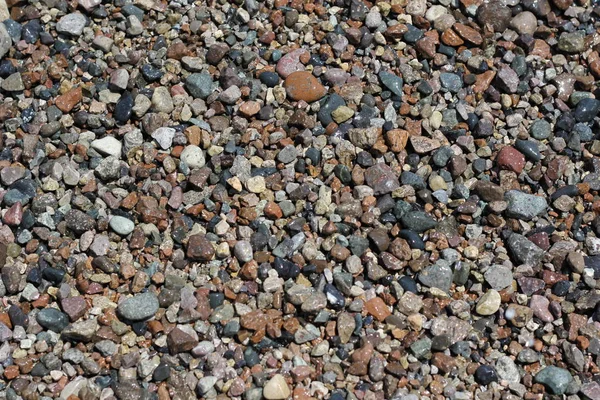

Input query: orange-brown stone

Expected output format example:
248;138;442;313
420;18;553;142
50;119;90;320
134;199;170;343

284;71;326;102
365;297;391;321
55;87;82;112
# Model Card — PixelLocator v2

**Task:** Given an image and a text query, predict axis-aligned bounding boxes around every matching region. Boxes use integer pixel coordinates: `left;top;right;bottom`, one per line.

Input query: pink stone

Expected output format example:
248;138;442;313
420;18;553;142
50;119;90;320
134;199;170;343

3;202;22;226
168;186;183;209
276;49;308;78
530;294;553;322
527;232;549;250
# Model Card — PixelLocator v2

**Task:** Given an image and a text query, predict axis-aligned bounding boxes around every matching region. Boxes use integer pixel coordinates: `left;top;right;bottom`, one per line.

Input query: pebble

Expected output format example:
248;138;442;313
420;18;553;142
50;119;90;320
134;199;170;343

284;71;326;102
56;13;87;36
263;374;291;400
109;216;135;236
534;366;573;395
117;292;159;321
91;136;122;158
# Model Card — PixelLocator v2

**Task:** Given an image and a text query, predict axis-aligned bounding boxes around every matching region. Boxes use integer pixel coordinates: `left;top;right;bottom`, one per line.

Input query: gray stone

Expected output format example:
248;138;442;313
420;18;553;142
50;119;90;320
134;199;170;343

277;145;298;164
91;136;122;158
109;216;135;236
117;292;159;321
56;13;87;36
1;72;24;91
507;233;544;266
180;145;206;169
505;190;547;220
419;263;453;292
151;127;176;150
534;366;573;395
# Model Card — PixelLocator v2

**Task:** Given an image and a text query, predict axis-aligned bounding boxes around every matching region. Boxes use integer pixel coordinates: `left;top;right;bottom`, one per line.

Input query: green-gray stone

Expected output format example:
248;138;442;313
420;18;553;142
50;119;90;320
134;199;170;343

534;366;573;395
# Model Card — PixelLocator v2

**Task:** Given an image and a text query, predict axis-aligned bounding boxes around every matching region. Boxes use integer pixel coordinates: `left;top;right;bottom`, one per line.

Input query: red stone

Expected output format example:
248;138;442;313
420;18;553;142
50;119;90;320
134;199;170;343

3;202;22;226
496;146;525;174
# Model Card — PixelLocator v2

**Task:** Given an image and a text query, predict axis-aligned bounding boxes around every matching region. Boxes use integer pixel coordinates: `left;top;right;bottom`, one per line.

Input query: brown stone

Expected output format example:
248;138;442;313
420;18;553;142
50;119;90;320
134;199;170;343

60;296;87;321
186;234;215;261
55;87;82;112
441;29;464;47
385;129;409;152
239;101;261;117
453;23;483;45
167;327;198;354
284;71;327;102
365;297;391;321
473;70;496;93
264;201;283;219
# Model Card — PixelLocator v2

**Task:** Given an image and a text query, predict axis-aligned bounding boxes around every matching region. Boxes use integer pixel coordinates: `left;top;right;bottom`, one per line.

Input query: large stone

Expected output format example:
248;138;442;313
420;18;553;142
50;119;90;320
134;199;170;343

284;71;326;102
117;292;159;321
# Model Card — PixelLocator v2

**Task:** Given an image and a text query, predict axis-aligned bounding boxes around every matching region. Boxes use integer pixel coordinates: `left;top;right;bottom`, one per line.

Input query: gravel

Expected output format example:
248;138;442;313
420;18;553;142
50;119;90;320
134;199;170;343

0;0;598;398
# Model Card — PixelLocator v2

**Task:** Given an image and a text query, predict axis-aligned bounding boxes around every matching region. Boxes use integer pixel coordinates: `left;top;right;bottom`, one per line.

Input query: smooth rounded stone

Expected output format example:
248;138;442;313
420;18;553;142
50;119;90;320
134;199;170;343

505;190;547;220
180;145;206;169
475;365;498;385
151;127;176;150
36;308;69;333
574;98;600;122
510;11;537;35
515;139;541;161
117;292;159;321
530;294;553;322
475;290;501;315
91;136;122;158
284;71;326;102
259;71;279;87
530;119;551;140
534;366;573;395
263;374;290;400
233;240;253;263
56;13;87;36
109;216;134;236
114;91;134;124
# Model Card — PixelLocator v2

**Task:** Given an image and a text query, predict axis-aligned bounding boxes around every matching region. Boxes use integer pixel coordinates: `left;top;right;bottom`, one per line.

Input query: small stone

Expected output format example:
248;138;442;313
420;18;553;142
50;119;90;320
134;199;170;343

117;292;159;321
263;374;290;400
180;145;206;169
109;216;135;236
476;290;501;315
1;73;24;91
505;190;547;220
56;13;87;36
510;11;537;35
187;234;214;261
91;136;122;158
